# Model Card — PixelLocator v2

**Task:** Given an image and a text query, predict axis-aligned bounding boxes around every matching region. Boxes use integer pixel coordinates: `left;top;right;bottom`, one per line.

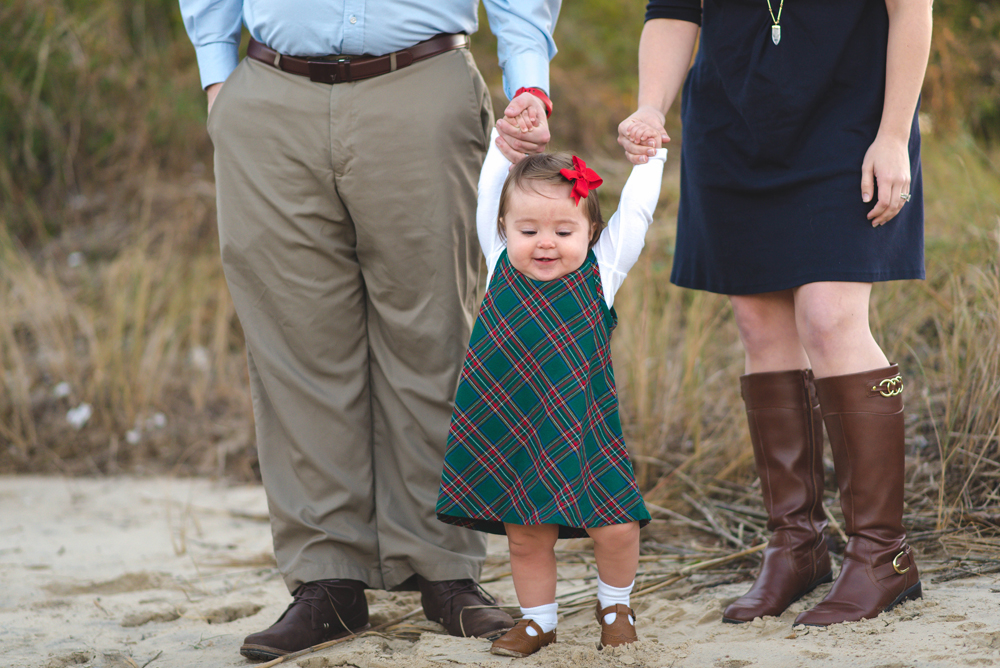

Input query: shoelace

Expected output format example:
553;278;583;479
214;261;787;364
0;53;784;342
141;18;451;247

287;581;360;632
440;580;502;638
438;579;498;607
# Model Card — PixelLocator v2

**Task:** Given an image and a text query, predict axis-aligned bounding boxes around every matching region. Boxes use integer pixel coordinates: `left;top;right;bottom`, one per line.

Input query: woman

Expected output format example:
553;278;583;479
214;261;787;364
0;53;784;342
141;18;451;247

618;0;932;626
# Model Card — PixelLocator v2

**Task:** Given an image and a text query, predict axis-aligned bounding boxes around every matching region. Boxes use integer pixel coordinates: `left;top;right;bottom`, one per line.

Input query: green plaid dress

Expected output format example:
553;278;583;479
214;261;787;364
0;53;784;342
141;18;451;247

436;250;650;538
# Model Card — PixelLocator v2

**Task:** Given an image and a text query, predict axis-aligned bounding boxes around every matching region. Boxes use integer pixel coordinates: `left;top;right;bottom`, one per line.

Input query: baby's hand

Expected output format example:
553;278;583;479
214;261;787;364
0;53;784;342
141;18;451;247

496;92;550;163
618;108;669;165
624;120;662;152
507;107;540;135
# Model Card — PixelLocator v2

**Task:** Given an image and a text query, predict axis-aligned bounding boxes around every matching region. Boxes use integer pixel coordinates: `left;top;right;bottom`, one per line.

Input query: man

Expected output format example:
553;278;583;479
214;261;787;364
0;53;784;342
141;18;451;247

178;0;560;660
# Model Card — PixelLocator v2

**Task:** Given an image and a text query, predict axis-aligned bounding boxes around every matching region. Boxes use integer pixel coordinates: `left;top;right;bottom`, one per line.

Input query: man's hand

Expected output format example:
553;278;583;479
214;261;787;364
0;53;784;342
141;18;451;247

495;92;551;163
206;82;224;116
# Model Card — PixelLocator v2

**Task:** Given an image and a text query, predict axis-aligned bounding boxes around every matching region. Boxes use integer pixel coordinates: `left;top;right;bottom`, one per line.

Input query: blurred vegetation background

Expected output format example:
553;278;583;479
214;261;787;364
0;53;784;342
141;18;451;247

1;1;998;557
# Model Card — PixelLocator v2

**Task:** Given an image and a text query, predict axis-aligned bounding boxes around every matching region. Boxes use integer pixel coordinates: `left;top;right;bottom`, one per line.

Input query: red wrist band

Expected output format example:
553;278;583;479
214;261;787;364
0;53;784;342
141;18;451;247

514;87;553;118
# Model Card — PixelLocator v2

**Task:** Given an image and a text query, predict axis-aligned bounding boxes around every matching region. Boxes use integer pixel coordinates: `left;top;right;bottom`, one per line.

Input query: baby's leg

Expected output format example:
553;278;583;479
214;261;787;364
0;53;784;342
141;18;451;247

506;523;559;606
589;521;640;585
588;521;641;648
491;524;559;657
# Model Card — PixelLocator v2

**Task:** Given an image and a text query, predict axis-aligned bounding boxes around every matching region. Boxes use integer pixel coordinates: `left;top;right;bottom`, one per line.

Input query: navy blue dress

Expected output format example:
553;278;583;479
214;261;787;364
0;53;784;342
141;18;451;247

646;0;924;295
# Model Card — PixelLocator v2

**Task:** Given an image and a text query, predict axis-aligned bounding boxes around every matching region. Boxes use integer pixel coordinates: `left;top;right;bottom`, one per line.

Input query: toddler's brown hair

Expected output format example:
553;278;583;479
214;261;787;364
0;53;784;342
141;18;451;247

496;153;605;248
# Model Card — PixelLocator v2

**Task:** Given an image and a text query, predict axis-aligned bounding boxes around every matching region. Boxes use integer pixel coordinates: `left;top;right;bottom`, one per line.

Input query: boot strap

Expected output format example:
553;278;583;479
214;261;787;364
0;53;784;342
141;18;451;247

872;548;913;581
867;374;904;398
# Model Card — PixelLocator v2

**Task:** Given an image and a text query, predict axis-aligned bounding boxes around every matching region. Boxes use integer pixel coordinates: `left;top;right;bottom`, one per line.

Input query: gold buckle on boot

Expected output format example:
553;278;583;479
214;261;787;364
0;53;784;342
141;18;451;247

892;551;910;575
873;376;903;397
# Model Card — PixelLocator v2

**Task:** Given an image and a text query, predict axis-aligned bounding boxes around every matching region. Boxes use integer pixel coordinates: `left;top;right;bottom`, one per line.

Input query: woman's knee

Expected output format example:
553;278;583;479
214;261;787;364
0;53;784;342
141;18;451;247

730;294;798;356
797;311;844;355
795;287;872;356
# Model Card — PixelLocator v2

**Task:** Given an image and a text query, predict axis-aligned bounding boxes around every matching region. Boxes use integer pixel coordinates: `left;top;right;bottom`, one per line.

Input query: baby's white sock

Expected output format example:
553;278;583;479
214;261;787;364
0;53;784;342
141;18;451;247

597;576;635;625
520;602;558;636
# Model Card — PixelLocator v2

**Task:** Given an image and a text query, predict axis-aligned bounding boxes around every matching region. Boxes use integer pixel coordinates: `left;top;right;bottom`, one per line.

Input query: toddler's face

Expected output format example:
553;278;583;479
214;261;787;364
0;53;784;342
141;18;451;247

502;181;593;282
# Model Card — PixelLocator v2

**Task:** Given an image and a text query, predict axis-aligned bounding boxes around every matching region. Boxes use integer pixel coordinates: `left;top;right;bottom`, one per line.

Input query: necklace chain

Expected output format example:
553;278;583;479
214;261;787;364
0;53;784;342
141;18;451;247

766;0;784;25
766;0;785;44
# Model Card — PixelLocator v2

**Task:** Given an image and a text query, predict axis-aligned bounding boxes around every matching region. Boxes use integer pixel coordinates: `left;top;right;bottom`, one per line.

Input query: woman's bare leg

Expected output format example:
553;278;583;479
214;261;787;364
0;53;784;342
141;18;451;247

729;290;810;373
722;290;828;623
793;282;889;377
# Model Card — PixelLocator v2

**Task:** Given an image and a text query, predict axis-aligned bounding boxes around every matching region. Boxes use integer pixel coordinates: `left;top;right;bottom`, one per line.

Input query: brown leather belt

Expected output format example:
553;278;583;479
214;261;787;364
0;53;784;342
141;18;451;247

246;33;469;84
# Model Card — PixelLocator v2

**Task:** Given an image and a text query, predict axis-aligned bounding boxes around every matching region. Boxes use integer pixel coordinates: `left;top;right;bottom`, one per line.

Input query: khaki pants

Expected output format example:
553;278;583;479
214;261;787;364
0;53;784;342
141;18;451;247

208;49;494;592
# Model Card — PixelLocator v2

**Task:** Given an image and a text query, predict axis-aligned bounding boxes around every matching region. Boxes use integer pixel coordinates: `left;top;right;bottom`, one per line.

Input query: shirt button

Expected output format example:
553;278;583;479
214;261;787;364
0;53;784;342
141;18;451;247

349;15;357;24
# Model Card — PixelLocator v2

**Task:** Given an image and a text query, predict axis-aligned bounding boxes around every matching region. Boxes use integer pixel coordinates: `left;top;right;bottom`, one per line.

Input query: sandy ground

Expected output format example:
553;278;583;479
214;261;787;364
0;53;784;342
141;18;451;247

2;476;998;668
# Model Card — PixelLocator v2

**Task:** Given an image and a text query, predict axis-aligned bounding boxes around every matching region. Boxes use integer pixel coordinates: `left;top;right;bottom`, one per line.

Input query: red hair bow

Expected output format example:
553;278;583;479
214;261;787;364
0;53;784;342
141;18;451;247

560;156;603;205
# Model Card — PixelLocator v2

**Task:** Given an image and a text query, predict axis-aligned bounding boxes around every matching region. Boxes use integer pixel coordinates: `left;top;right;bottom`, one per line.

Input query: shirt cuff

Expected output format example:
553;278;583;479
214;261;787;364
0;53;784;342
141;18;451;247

502;51;551;101
194;41;241;89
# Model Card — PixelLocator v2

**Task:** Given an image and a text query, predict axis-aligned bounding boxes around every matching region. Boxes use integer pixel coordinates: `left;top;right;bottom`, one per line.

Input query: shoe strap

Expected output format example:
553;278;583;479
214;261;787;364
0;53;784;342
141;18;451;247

522;619;545;636
595;603;635;623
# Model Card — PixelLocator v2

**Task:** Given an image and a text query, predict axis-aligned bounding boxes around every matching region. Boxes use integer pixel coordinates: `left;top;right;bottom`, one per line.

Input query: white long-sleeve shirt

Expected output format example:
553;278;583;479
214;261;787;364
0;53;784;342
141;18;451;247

477;130;667;308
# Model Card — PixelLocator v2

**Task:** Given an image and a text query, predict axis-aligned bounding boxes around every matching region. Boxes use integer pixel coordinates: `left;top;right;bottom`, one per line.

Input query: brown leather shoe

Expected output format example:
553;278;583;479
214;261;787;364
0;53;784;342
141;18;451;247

417;577;514;639
240;579;369;661
723;370;833;623
596;603;638;648
490;619;556;657
795;365;922;626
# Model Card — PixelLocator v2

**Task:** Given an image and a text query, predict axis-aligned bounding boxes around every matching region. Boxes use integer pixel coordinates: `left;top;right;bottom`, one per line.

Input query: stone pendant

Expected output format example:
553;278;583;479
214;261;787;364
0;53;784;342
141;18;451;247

771;23;781;45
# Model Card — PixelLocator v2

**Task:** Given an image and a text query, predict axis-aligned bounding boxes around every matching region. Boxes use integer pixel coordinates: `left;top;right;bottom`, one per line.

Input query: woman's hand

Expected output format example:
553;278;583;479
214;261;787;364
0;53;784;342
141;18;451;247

861;133;912;227
618;106;669;165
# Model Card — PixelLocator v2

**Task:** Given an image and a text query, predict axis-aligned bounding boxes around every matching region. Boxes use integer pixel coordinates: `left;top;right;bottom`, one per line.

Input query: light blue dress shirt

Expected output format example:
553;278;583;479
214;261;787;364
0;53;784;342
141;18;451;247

180;0;560;100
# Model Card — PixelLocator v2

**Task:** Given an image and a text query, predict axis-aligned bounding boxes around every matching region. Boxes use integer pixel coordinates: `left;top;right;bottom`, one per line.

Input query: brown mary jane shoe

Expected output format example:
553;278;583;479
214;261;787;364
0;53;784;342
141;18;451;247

490;619;556;657
596;603;638;648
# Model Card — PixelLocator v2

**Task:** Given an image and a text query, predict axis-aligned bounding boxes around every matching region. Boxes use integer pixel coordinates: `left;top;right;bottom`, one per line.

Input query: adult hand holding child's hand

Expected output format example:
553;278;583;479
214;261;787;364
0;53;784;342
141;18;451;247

495;91;551;163
618;106;669;165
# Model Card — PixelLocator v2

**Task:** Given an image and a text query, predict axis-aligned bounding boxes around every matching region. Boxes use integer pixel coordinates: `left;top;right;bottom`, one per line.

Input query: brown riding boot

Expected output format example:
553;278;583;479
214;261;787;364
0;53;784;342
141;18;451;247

723;369;832;623
795;365;922;626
